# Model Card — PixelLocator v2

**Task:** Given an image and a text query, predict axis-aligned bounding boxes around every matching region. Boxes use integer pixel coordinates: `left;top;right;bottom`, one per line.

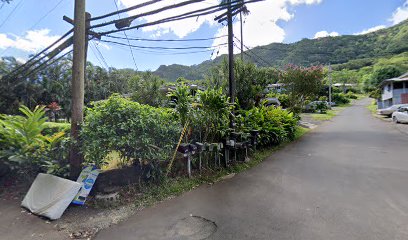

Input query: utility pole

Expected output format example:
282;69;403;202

70;0;86;179
227;0;235;128
328;64;332;109
240;11;243;61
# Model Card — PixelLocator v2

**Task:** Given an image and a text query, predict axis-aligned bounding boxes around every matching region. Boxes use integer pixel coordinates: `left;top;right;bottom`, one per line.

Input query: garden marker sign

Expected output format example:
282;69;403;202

72;166;100;205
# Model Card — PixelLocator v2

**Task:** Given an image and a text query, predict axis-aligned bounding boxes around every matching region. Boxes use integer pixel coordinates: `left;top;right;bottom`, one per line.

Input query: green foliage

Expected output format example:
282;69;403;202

204;59;279;110
332;93;351;105
371;66;402;86
152;21;408;82
191;88;231;143
128;71;166;107
42;122;71;136
345;92;358;99
279;65;326;113
0;105;68;176
236;106;298;146
81;94;180;168
316;102;329;114
266;92;290;108
233;60;278;109
167;83;193;126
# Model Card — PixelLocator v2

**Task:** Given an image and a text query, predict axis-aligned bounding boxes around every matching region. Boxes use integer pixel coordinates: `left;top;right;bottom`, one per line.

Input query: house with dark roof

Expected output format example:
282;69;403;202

378;72;408;108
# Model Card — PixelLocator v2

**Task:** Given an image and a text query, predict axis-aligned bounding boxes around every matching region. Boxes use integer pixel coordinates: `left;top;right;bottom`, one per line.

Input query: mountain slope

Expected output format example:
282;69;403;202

154;20;408;82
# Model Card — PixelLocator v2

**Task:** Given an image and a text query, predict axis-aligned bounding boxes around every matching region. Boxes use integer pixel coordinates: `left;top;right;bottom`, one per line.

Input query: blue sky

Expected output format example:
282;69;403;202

0;0;407;71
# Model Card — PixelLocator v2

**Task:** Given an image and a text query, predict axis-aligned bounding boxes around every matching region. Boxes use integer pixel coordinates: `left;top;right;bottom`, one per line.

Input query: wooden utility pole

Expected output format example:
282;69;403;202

227;0;235;128
328;64;332;109
70;0;87;179
240;11;243;61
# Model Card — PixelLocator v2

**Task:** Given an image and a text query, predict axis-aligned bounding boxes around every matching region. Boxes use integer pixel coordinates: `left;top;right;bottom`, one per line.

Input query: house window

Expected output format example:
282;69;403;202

387;84;391;91
394;82;404;89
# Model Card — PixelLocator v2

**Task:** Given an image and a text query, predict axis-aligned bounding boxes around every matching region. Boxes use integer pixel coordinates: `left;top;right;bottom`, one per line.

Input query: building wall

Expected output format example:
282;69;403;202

379;81;408;108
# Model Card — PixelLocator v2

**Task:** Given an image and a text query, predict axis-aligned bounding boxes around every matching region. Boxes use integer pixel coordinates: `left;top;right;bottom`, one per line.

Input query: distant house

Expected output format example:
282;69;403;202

378;72;408;108
265;83;285;93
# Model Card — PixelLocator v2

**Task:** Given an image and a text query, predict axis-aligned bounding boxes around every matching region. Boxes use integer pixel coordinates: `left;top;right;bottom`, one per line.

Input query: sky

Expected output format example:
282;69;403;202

0;0;407;71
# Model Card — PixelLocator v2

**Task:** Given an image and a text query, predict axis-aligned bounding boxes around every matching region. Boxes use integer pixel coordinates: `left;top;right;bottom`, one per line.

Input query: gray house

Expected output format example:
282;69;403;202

378;72;408;109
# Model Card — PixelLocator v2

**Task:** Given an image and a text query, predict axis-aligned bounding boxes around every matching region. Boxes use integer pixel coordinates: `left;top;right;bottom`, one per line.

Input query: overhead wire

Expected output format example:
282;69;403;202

29;0;67;30
0;0;67;56
92;0;264;35
113;0;138;71
93;42;110;69
104;34;228;42
233;42;271;67
91;0;208;29
99;39;227;50
89;42;108;69
90;0;164;21
19;49;73;80
234;36;273;67
0;0;24;30
107;42;227;55
5;29;74;78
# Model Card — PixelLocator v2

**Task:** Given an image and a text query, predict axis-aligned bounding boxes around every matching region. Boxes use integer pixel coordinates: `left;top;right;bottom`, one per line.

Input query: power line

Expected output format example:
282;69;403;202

92;0;263;35
105;34;228;42
234;36;273;67
89;42;107;69
90;0;164;21
19;49;73;80
0;0;67;57
100;39;227;50
233;42;270;67
6;29;74;78
91;0;207;29
113;0;138;71
30;0;67;29
106;42;226;55
92;42;110;69
0;0;24;30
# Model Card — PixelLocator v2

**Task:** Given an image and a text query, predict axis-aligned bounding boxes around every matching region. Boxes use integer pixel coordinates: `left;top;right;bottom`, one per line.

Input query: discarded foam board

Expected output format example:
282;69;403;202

21;173;81;220
72;165;100;205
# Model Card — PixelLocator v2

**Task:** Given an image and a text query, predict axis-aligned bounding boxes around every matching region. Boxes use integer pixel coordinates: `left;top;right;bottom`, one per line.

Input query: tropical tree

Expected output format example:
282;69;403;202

279;64;326;113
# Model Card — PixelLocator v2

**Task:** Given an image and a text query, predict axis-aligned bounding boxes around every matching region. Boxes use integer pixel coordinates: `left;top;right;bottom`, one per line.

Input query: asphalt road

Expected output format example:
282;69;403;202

96;98;408;240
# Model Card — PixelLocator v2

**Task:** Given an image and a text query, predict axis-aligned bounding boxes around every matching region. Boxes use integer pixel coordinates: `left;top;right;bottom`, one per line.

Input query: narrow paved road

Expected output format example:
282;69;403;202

97;99;408;240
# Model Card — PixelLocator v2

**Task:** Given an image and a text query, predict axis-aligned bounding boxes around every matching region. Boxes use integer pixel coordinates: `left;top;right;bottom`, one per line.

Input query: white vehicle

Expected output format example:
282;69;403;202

377;104;408;117
392;107;408;123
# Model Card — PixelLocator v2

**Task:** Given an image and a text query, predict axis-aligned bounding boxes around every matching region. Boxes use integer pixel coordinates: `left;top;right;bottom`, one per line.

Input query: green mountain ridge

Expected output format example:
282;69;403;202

154;20;408;82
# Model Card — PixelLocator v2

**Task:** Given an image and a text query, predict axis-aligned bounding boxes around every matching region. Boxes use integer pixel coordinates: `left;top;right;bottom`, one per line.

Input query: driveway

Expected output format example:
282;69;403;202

96;98;408;240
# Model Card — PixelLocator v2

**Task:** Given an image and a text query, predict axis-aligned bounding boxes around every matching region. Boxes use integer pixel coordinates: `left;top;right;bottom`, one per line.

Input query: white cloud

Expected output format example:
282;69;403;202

15;57;27;63
117;0;323;58
211;0;323;58
0;29;60;53
354;25;386;35
313;30;339;39
390;0;408;25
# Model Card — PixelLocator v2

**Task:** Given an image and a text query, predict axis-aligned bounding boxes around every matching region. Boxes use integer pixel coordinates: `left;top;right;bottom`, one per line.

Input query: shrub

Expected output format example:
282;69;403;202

266;92;290;109
236;106;298;146
332;93;350;105
81;94;181;168
0;105;68;176
42;122;71;136
346;92;358;99
315;101;329;114
191;88;231;143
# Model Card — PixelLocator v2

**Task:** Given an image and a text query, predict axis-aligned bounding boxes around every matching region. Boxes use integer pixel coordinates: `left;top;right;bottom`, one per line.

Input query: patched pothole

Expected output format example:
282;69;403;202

168;215;217;240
